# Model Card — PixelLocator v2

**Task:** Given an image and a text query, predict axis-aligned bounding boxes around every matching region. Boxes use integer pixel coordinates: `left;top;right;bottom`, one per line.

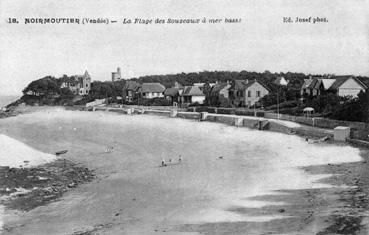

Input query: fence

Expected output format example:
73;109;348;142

123;105;186;111
264;113;369;130
187;106;265;117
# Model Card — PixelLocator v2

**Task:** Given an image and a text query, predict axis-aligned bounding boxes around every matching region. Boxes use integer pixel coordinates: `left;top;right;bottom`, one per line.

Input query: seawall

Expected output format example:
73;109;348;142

87;106;334;140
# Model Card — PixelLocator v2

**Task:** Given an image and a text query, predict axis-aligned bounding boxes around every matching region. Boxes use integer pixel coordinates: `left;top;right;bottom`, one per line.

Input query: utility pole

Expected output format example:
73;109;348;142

254;102;256;117
277;87;279;119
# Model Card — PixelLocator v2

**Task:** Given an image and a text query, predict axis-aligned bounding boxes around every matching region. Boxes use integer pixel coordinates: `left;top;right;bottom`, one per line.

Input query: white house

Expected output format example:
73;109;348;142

180;86;205;104
140;83;166;99
243;80;270;106
330;76;367;97
300;75;367;98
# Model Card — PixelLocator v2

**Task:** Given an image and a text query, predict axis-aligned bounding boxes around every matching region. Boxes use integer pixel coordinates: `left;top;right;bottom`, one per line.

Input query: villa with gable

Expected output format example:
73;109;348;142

60;70;91;96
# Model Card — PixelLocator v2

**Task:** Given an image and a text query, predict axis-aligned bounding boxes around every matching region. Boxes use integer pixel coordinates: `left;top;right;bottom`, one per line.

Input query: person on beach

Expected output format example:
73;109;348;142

179;155;182;162
161;158;166;167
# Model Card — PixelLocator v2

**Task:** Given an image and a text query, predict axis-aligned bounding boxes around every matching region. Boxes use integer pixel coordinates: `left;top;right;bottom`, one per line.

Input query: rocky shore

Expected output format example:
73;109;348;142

0;159;94;213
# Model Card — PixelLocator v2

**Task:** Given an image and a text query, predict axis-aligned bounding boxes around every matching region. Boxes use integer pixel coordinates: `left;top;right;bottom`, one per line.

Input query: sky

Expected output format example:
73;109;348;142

0;0;368;96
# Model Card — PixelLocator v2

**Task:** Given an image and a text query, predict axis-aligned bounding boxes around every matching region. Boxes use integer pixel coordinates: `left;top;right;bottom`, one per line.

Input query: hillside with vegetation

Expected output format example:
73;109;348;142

8;70;369;122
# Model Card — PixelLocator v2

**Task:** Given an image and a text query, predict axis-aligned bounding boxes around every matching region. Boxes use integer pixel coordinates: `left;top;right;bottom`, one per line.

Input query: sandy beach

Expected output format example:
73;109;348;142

0;107;368;234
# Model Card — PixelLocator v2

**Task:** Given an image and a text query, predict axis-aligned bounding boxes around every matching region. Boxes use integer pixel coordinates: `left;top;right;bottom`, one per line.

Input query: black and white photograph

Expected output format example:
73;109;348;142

0;0;369;234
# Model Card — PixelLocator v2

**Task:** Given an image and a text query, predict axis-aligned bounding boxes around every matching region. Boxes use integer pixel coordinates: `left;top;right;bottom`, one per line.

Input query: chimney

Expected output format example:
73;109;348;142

117;67;121;76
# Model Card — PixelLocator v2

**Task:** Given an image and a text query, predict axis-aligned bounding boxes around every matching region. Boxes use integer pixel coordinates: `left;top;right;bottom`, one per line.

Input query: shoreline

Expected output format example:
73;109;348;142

0;105;368;234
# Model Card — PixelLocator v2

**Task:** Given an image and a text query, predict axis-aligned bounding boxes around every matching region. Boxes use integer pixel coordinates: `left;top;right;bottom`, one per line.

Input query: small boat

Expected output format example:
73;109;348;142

55;150;68;155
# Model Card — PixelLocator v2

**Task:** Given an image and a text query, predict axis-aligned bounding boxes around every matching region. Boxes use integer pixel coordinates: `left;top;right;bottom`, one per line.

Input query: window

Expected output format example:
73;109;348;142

256;91;261;97
247;90;251;97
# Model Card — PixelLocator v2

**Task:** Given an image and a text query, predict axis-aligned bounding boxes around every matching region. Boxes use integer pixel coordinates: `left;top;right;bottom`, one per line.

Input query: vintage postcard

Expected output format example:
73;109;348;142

0;0;369;234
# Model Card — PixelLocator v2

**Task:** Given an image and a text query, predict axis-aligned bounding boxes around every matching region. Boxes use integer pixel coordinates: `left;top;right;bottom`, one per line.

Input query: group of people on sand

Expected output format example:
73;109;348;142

105;146;114;153
104;145;183;167
161;155;182;167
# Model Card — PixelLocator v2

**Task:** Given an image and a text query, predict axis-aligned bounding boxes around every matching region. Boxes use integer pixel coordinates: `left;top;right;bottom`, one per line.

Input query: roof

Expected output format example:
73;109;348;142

329;76;367;90
141;83;166;93
243;80;271;91
84;70;90;78
210;83;231;96
231;80;249;90
124;81;141;91
321;79;335;90
307;78;320;89
303;107;314;112
181;86;204;96
274;76;288;86
302;79;313;89
164;87;180;96
211;83;230;92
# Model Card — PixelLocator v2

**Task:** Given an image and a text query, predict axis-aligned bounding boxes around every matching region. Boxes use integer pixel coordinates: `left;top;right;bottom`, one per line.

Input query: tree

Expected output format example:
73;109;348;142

22;76;59;97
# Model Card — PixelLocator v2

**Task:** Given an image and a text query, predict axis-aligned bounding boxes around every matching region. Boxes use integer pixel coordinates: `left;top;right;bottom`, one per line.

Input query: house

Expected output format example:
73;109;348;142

164;88;180;104
164;82;183;104
229;80;269;107
140;83;166;99
243;80;270;107
229;80;248;107
76;70;91;95
111;67;121;81
209;83;231;107
274;76;289;86
300;77;322;97
60;70;91;96
180;86;205;105
329;76;367;97
122;81;141;102
301;75;367;98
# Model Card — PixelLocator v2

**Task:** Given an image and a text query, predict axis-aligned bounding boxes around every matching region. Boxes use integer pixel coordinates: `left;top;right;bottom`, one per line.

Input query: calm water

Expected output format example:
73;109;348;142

0;109;362;234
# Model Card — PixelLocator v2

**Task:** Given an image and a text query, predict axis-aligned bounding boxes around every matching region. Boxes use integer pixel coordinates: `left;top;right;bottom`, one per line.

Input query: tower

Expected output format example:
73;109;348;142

112;67;122;81
82;70;91;94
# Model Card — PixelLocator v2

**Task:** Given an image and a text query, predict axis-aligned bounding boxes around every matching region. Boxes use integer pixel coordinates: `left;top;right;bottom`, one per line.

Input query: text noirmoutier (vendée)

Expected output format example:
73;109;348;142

16;17;241;25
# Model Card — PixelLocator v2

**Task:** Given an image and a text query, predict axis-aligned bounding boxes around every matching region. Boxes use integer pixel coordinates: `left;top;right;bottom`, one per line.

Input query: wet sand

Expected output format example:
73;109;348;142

0;107;367;234
179;150;369;235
